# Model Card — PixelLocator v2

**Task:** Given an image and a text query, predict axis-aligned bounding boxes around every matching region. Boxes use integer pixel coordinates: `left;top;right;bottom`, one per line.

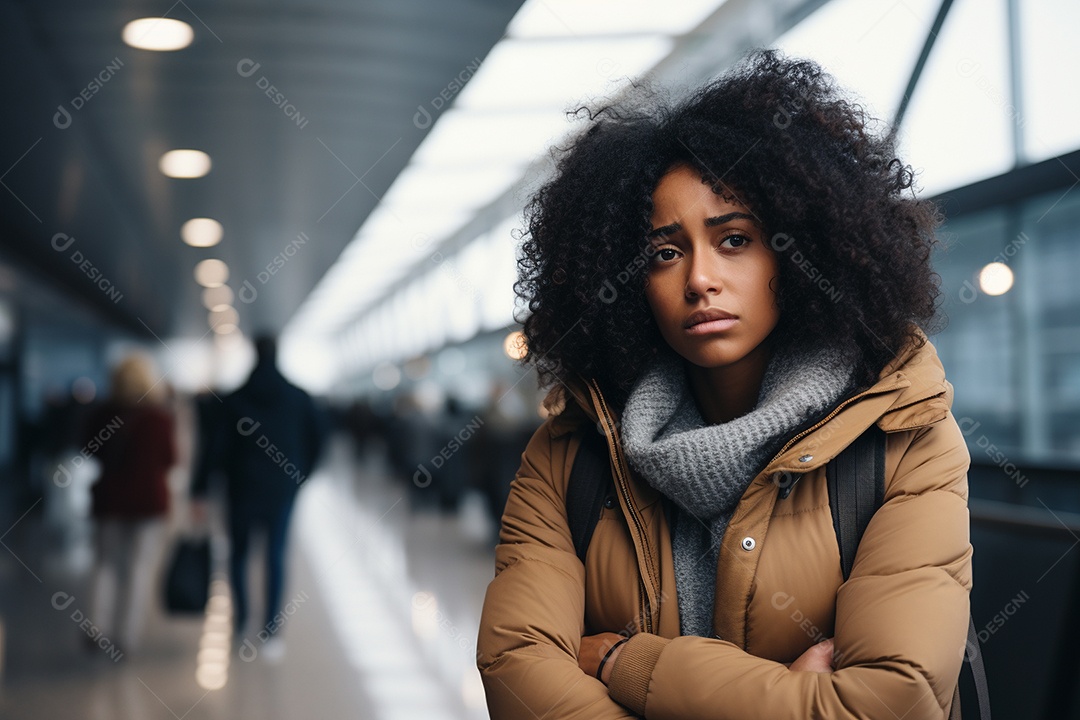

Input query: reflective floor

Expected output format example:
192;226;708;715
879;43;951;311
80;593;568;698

0;439;496;720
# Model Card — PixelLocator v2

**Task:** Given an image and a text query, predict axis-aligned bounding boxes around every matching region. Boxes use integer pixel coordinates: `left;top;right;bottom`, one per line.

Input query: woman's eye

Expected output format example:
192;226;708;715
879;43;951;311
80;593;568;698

720;234;752;249
655;247;679;262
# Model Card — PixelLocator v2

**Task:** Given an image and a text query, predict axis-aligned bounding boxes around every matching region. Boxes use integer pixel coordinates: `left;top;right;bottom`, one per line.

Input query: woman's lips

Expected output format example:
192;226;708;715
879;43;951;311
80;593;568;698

684;308;738;335
685;317;738;335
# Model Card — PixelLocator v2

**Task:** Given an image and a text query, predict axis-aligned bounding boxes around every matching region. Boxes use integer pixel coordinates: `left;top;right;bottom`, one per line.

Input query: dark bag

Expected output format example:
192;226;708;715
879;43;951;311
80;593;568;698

566;424;990;720
163;537;211;614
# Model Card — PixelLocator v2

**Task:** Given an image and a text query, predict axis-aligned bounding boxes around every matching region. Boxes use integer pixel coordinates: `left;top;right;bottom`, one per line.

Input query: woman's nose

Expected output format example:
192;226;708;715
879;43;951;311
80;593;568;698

684;251;722;299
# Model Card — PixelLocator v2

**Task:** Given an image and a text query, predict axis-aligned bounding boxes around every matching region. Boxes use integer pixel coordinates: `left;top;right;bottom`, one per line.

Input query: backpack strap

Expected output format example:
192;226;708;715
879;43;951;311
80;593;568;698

827;424;886;581
962;615;993;720
566;427;613;565
828;424;990;720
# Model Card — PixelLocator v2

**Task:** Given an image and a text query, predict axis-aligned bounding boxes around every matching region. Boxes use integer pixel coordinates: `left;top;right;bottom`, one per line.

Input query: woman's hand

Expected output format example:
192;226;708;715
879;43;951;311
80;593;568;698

579;632;628;683
786;637;835;673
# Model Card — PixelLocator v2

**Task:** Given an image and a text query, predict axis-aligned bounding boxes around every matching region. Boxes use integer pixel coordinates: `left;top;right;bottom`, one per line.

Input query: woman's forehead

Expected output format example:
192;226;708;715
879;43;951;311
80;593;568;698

651;166;752;214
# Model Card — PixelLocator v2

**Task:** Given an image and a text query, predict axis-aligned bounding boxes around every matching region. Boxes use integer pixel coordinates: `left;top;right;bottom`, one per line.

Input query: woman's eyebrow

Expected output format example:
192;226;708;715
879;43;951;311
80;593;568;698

648;211;759;239
647;222;680;239
704;211;758;227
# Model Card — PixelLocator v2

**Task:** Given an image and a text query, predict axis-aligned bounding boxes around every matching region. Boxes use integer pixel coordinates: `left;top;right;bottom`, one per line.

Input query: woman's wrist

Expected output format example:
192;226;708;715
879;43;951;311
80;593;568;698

597;637;630;684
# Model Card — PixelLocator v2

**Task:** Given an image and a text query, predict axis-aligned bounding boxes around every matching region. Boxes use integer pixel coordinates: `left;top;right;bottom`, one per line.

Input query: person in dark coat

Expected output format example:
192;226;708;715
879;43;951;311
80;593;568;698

191;335;327;653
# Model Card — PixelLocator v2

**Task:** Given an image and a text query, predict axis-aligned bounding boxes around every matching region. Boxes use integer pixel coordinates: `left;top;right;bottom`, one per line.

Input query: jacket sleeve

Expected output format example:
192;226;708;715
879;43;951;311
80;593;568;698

606;414;973;720
190;399;225;498
477;422;639;719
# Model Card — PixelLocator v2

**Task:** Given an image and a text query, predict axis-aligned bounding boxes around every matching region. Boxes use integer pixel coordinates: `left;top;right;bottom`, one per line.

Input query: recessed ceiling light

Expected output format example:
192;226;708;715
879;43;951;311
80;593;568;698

160;149;211;178
212;322;238;335
202;285;233;310
123;18;194;51
181;218;223;247
194;259;228;288
209;306;239;327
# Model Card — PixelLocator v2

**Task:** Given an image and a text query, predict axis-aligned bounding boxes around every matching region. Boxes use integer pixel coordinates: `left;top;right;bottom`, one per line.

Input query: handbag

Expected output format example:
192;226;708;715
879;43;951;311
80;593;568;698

163;536;211;614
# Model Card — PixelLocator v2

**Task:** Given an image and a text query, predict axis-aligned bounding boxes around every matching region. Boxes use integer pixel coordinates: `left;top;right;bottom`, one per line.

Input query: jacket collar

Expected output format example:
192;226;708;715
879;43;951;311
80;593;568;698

547;331;952;464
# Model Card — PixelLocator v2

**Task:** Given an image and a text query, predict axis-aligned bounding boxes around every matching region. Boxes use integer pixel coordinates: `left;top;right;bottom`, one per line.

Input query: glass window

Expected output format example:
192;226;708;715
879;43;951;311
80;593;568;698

1019;188;1080;459
1019;0;1080;163
933;208;1019;451
934;185;1080;464
898;0;1013;195
774;0;940;122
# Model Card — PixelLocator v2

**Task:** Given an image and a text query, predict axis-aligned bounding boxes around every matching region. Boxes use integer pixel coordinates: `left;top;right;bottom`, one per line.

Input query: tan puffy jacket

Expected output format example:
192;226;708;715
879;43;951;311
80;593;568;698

477;337;973;719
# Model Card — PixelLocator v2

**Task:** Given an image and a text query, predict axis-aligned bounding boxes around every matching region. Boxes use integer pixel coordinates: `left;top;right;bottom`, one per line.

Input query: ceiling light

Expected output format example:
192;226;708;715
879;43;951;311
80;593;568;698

122;18;194;51
160;149;211;178
194;259;229;288
209;306;239;327
181;218;223;247
503;331;528;360
202;285;233;310
978;262;1014;296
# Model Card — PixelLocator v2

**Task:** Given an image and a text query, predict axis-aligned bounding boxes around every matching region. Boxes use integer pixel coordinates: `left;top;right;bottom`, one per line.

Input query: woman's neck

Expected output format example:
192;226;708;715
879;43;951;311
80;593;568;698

686;342;772;425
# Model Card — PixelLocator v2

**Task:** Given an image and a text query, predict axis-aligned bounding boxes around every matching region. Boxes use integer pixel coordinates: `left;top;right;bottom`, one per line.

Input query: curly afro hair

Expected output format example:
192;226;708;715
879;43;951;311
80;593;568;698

515;50;943;411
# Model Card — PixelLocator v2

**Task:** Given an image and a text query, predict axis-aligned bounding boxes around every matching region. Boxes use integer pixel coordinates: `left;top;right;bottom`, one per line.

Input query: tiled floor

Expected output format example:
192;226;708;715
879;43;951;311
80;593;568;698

0;439;497;720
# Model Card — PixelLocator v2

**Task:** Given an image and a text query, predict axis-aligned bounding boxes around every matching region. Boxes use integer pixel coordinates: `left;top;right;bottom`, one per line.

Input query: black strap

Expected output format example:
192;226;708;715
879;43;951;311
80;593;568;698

828;424;886;582
566;427;613;564
964;615;993;720
828;425;990;719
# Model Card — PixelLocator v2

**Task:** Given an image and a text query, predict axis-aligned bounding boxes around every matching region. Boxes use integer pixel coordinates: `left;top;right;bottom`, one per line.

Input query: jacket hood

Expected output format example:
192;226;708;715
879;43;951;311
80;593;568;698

871;330;954;430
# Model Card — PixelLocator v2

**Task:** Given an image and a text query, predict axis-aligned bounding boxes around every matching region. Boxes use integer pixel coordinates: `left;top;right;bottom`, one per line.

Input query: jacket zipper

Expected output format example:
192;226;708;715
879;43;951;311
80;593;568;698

588;380;657;634
763;381;912;469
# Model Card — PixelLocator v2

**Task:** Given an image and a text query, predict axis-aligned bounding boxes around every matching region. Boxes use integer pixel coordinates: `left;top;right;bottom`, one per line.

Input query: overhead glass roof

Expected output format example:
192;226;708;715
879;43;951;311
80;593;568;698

898;0;1015;195
774;0;941;123
281;0;1080;392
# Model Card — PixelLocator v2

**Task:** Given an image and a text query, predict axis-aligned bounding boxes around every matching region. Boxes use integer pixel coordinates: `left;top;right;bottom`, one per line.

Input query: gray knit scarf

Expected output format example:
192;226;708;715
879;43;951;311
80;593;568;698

620;344;856;638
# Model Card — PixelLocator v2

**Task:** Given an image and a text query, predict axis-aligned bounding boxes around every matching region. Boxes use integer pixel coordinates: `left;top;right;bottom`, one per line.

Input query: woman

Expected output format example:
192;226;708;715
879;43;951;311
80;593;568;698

85;353;177;655
477;51;972;719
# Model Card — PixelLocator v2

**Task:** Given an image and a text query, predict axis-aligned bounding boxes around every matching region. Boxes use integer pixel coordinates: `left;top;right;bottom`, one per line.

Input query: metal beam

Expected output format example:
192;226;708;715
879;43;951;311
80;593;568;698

893;0;956;131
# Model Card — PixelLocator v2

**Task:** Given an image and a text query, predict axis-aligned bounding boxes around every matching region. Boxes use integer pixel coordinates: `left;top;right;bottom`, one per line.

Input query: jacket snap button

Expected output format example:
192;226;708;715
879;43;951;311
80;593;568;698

603;496;616;510
798;454;813;463
741;537;756;551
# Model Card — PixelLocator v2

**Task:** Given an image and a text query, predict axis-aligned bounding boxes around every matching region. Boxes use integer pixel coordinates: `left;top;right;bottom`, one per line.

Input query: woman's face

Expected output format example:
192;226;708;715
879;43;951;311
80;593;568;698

645;164;780;370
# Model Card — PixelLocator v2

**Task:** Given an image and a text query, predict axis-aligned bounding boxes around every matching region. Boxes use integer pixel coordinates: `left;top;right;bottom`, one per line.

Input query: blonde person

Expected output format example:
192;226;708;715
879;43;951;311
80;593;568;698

477;52;972;719
85;353;176;656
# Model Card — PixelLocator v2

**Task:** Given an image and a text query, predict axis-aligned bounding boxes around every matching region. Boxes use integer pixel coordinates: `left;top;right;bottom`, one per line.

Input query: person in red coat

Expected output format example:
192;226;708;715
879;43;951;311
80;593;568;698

84;353;177;655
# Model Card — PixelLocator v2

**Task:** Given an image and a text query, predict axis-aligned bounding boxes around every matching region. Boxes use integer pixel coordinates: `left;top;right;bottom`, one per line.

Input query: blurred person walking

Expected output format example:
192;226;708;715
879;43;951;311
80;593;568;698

85;353;177;656
191;335;326;659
